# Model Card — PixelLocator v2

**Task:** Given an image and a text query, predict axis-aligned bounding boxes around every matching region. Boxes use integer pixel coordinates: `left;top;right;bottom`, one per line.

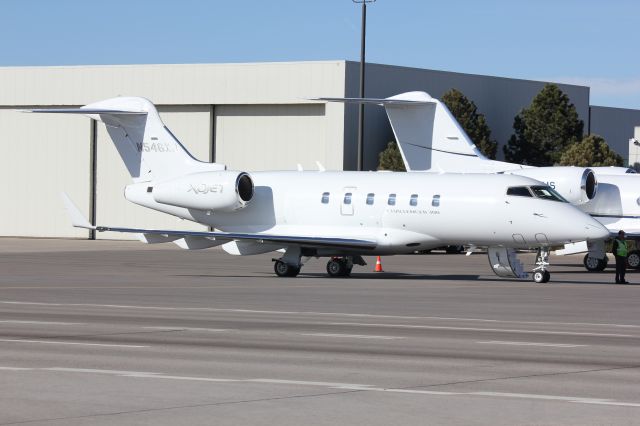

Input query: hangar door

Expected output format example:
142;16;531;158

96;105;212;240
0;109;91;238
214;104;326;171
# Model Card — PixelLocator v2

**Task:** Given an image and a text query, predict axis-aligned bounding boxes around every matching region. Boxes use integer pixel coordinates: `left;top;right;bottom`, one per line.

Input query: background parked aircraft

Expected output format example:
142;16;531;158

320;92;640;273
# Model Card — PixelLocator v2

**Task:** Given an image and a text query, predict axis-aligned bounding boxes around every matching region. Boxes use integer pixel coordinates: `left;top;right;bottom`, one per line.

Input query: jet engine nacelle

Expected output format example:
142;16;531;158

153;171;254;211
508;167;597;205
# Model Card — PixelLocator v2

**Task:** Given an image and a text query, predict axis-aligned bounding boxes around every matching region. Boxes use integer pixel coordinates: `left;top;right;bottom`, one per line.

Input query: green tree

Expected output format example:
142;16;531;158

441;88;497;159
559;134;624;167
503;84;584;166
377;140;406;171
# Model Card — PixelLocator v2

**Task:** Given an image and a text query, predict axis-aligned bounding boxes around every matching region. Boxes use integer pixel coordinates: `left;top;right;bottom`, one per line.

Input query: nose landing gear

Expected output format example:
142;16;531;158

533;247;551;283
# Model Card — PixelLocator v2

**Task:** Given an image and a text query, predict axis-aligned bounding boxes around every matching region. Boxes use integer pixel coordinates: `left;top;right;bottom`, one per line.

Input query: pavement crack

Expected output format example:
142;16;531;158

3;329;185;342
404;364;640;391
0;389;364;425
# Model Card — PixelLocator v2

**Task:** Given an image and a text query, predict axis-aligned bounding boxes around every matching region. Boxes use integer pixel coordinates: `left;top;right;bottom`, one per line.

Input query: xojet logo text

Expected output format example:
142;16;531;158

187;183;224;195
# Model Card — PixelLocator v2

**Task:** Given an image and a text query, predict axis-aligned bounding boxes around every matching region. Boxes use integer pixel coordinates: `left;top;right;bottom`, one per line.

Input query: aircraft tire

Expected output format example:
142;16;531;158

326;259;347;277
533;270;550;283
274;260;300;277
584;255;607;272
627;250;640;269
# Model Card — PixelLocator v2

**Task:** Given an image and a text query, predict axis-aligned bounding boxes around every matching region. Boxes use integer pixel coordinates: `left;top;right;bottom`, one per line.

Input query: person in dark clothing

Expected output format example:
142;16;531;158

612;230;629;284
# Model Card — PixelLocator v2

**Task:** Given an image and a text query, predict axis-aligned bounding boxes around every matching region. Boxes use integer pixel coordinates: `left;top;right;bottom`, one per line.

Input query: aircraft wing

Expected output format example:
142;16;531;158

95;226;377;250
61;193;377;251
610;230;640;240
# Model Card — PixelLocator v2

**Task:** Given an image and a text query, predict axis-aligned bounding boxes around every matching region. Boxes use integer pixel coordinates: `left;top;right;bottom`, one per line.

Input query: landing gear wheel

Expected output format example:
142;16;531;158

627;250;640;269
274;260;300;277
326;259;347;277
584;255;607;272
533;270;551;283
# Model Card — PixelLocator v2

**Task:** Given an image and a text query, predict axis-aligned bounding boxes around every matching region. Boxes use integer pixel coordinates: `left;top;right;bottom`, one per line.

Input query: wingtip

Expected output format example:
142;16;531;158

60;192;95;230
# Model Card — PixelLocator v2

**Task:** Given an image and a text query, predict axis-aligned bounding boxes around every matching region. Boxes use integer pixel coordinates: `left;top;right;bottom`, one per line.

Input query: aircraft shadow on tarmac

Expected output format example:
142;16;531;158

172;271;638;285
175;272;484;281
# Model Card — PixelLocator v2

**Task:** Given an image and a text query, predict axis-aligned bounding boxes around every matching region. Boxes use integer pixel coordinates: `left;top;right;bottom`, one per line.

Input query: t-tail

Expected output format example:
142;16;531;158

26;97;223;182
317;91;514;173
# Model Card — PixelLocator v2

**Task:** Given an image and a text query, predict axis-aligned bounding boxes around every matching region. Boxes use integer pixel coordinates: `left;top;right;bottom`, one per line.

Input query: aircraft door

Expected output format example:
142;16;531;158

341;187;356;216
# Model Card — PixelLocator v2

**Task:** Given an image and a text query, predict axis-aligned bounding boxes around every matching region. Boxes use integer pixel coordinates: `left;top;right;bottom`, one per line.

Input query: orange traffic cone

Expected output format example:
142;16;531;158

374;256;384;272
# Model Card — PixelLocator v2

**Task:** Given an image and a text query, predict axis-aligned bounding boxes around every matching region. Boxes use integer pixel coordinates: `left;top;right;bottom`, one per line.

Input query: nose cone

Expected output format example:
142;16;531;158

550;204;610;244
584;218;610;241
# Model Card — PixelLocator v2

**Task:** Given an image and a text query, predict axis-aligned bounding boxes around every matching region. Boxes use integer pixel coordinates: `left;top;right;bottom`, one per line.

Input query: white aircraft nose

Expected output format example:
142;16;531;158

584;219;610;241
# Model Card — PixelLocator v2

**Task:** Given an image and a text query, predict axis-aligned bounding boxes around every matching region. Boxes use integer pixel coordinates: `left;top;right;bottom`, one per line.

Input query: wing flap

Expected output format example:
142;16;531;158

98;226;377;250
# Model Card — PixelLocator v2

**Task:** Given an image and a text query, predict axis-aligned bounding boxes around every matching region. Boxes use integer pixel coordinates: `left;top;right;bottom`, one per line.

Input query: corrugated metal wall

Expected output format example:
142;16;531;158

215;104;327;171
0;109;91;238
589;106;640;164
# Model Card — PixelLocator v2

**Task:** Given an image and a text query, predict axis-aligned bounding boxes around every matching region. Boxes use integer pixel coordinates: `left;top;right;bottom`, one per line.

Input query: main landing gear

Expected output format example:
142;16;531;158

326;257;353;277
273;260;301;277
273;246;303;278
533;247;551;283
272;249;366;278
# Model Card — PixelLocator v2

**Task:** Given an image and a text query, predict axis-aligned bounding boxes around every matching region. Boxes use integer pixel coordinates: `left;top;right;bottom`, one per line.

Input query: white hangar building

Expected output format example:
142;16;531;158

1;60;638;239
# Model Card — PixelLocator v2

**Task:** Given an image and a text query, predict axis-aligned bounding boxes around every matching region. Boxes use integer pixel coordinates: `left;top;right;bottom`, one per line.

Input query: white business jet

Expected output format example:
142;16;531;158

320;92;640;273
26;97;607;282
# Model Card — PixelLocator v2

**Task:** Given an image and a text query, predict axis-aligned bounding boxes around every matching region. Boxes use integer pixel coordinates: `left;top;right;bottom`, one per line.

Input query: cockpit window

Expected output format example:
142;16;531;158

506;186;533;197
530;185;567;202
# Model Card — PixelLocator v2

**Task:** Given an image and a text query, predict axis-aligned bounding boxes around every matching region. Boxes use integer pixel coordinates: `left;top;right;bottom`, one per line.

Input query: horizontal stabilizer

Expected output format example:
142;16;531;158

61;192;95;230
22;108;147;115
313;97;433;106
24;97;217;182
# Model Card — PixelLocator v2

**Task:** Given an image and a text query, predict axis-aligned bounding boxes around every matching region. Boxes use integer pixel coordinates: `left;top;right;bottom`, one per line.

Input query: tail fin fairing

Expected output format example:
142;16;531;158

26;97;222;182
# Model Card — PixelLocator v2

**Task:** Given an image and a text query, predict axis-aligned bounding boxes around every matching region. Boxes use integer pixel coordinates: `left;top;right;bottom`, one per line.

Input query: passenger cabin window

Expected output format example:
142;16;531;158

530;185;567;202
506;186;533;197
410;194;418;206
321;192;330;204
388;194;396;206
343;193;352;205
366;193;375;205
432;194;440;207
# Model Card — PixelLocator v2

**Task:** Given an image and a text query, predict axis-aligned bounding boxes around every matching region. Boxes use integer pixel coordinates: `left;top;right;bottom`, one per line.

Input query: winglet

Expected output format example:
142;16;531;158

61;192;95;229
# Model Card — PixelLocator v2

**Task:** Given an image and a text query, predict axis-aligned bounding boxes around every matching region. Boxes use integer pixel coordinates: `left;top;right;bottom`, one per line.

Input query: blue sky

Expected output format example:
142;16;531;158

3;0;639;108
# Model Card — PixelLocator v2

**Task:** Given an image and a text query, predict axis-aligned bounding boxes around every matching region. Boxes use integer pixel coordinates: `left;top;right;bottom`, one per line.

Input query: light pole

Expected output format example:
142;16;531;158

353;0;375;171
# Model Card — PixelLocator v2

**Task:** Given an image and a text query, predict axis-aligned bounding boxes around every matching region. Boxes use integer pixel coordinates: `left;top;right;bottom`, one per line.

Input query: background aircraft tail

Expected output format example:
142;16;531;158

27;97;220;182
319;91;488;172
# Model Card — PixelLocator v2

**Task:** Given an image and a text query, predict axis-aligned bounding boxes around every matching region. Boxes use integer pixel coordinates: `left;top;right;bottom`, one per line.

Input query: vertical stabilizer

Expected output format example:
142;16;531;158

26;97;222;182
384;92;487;171
318;91;502;172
